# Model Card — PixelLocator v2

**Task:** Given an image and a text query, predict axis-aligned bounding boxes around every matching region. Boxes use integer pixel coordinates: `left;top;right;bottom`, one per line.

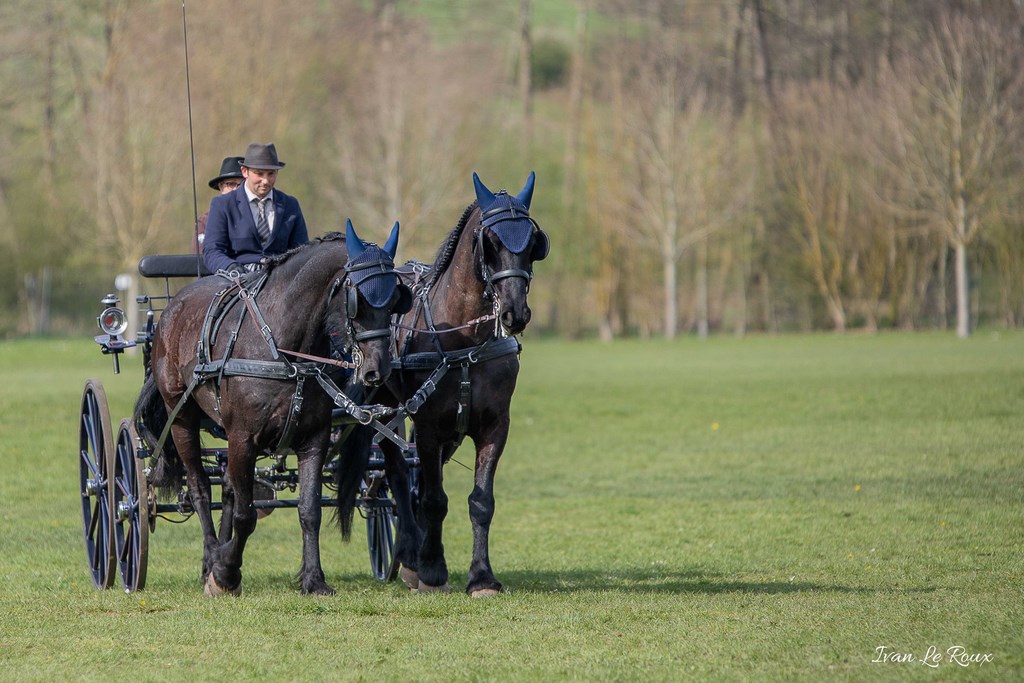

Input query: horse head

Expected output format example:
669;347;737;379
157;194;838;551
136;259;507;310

472;171;549;335
342;220;412;386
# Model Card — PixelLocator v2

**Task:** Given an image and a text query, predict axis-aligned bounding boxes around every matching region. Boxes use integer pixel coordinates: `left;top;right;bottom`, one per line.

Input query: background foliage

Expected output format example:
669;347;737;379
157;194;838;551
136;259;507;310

2;0;1023;339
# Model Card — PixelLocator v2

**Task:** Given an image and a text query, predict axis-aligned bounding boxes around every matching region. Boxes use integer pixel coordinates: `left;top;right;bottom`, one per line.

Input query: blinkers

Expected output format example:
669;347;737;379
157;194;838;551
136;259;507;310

344;278;412;320
530;229;550;262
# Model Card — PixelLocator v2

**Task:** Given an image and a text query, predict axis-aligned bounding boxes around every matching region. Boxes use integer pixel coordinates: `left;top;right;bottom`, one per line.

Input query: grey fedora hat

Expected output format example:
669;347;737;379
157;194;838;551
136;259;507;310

208;156;245;189
240;142;286;170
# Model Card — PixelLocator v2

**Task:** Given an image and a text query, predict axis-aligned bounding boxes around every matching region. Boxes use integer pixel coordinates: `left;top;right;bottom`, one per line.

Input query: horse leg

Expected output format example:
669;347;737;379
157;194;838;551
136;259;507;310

218;466;235;545
168;414;219;586
379;437;422;590
466;421;509;597
295;437;335;595
413;429;450;592
205;436;257;596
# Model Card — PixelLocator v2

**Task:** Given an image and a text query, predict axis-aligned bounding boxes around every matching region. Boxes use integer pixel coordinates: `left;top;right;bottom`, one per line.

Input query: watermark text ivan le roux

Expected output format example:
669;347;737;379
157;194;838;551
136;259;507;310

872;645;993;668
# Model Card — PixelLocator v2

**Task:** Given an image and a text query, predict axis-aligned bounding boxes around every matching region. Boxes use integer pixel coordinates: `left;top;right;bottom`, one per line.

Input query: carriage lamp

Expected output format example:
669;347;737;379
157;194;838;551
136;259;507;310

98;304;129;337
94;294;136;373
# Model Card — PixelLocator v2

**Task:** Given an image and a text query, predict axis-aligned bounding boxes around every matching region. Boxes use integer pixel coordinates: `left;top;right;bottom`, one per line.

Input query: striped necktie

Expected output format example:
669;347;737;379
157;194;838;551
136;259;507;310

254;197;270;245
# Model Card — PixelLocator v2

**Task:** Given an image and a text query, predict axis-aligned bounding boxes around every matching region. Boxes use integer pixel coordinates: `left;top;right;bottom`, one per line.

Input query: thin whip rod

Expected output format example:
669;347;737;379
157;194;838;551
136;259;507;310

181;0;200;274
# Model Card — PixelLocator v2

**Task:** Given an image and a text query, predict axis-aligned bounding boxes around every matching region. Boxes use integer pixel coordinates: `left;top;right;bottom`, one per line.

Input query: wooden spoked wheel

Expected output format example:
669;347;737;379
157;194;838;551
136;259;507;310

110;419;150;592
79;380;115;589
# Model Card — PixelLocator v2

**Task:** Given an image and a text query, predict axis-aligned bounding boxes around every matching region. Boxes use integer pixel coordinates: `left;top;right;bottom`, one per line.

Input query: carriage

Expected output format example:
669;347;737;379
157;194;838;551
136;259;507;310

79;251;417;593
77;172;548;596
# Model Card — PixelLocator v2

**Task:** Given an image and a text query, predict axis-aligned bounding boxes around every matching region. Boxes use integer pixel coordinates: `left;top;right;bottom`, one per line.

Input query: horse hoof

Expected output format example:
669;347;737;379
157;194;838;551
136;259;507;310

399;567;420;591
470;588;500;598
416;581;451;593
204;573;241;597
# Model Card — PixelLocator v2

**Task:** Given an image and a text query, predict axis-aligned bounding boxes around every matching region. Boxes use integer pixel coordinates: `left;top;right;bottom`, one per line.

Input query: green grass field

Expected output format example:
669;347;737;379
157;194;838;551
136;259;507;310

1;333;1022;681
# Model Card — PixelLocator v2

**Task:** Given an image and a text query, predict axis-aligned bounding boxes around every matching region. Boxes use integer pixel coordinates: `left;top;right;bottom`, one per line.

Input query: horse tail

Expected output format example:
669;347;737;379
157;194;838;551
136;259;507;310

133;374;184;499
333;425;371;542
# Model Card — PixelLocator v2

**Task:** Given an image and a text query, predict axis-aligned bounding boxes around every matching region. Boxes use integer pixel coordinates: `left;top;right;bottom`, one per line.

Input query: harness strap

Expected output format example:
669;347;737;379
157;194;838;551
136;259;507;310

398;336;520;417
197;283;237;365
313;369;374;425
480;203;532;229
354;327;391;342
152;372;206;462
214;305;247;411
199;271;272;408
238;286;282;361
404;361;451;414
195;358;318;379
421;291;447;356
275;374;305;455
490;268;532;283
220;357;305;454
394;335;521;371
456;362;471;436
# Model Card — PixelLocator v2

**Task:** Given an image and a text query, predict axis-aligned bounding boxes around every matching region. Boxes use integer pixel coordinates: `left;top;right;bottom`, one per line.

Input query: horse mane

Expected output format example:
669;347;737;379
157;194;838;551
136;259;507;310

263;231;346;270
424;201;478;289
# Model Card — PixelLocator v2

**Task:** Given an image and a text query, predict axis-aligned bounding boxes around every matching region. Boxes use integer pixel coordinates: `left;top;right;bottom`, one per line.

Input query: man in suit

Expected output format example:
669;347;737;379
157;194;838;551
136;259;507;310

202;142;310;274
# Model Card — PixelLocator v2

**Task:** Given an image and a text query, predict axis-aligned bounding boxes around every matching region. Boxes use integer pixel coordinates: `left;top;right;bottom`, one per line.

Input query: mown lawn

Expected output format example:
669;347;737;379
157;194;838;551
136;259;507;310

0;332;1021;681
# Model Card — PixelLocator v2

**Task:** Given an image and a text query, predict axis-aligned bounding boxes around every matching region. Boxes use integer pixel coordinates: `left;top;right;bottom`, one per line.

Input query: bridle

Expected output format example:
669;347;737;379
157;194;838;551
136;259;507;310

474;194;549;303
329;253;405;368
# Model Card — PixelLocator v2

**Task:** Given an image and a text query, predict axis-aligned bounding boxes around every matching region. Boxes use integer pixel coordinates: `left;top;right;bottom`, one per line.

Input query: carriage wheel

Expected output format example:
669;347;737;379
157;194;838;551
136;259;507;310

365;480;399;582
110;419;150;592
79;380;115;589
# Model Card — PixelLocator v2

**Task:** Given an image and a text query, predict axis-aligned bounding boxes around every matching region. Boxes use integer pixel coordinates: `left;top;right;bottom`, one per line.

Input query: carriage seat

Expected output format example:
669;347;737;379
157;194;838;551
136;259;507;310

138;254;212;279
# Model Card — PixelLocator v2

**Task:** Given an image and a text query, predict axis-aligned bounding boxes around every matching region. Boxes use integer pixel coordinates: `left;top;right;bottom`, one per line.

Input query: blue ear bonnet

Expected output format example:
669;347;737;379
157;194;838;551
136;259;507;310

480;192;534;254
346;246;398;308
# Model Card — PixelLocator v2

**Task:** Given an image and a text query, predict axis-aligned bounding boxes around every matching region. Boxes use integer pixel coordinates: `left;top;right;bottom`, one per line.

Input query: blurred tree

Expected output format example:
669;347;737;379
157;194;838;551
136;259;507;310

771;80;857;332
316;2;494;255
620;63;749;337
874;7;1024;337
518;0;533;153
562;0;588;209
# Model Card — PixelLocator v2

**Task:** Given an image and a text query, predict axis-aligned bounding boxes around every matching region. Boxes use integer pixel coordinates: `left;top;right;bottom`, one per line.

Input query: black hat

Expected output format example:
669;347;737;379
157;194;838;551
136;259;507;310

208;156;244;190
240;142;286;170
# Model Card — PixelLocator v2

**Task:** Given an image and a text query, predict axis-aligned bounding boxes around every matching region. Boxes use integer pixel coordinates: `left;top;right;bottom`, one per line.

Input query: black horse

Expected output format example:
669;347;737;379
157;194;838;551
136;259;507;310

135;222;411;596
380;172;549;596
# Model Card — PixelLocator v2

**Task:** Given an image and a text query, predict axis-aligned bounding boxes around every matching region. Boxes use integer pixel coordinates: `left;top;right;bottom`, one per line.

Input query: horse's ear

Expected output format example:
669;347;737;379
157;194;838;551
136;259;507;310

473;172;496;207
346;219;366;260
515;171;536;209
383;221;400;260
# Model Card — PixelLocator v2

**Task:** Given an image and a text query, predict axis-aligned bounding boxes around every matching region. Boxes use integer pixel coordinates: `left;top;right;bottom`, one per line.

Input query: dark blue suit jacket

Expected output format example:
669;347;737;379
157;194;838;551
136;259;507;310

202;186;309;273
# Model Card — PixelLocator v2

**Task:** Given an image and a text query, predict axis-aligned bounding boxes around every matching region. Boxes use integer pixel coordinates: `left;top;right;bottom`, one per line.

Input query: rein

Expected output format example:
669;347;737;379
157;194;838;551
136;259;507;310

391;313;497;335
279;347;358;368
